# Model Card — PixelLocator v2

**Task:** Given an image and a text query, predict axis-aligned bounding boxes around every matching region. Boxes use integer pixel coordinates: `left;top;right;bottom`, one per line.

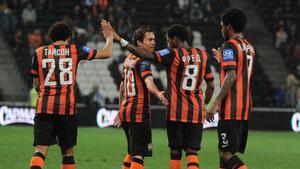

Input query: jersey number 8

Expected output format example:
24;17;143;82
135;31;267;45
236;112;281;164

182;65;198;91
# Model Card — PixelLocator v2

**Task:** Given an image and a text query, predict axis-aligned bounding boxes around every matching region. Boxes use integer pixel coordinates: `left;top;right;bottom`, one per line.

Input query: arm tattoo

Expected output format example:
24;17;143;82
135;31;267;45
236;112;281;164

126;43;155;60
215;70;236;102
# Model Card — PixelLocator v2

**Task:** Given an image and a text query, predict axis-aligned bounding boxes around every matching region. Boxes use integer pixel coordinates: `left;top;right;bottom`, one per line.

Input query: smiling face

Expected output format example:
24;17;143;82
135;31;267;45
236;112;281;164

137;32;156;52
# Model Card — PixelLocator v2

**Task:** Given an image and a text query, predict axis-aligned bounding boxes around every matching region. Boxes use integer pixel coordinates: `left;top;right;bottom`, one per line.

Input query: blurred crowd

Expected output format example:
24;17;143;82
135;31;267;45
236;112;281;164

0;0;229;105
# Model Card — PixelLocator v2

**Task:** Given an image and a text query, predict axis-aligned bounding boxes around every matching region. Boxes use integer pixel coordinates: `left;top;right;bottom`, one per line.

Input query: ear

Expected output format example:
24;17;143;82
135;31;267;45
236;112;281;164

227;23;233;32
66;36;71;43
137;40;143;47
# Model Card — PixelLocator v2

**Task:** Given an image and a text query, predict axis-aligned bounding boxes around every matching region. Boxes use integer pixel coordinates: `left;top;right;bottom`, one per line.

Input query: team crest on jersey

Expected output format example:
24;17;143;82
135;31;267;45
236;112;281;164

222;49;234;61
82;46;91;53
158;49;170;57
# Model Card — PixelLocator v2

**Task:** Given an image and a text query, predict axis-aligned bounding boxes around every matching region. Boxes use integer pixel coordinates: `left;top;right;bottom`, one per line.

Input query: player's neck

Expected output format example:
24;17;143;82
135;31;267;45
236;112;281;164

229;32;243;40
178;42;189;49
53;40;69;45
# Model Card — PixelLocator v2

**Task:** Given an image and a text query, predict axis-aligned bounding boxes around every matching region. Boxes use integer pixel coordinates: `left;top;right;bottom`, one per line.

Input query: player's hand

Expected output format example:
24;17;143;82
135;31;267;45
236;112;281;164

212;48;221;63
113;114;121;128
107;22;122;42
157;91;169;106
101;20;113;39
206;101;218;123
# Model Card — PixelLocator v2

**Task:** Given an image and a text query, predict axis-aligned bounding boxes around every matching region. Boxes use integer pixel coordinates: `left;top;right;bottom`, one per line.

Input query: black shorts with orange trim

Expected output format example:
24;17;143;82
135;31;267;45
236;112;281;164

167;121;203;150
33;114;77;149
122;122;152;157
218;120;248;153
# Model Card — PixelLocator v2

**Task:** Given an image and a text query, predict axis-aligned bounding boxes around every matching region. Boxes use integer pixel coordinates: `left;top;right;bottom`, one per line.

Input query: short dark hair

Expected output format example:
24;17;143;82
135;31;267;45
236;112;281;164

221;8;247;33
167;24;189;42
132;26;155;45
48;22;72;42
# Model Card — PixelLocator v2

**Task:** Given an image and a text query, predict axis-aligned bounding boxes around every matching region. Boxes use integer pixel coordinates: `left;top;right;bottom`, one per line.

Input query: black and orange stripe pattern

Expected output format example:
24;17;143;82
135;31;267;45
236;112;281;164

119;54;152;123
153;48;214;124
30;44;96;115
219;38;255;121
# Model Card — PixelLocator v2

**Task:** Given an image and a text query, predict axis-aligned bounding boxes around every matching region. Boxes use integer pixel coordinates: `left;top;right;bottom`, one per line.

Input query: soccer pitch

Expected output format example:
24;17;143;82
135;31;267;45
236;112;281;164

0;126;299;169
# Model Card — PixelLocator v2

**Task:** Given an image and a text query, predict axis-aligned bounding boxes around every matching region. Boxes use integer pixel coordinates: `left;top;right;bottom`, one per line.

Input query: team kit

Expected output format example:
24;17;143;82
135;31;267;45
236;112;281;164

29;8;254;169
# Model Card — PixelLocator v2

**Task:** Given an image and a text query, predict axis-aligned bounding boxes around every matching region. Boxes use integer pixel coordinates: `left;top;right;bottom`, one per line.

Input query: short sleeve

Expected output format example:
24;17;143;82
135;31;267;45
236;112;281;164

152;48;175;66
77;45;97;61
138;60;152;80
30;51;39;77
221;42;237;71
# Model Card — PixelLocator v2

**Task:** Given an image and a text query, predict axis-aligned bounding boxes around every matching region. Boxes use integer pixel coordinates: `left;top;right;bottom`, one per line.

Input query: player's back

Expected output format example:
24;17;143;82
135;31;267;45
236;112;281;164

31;44;97;115
219;37;255;120
153;47;214;123
119;54;152;123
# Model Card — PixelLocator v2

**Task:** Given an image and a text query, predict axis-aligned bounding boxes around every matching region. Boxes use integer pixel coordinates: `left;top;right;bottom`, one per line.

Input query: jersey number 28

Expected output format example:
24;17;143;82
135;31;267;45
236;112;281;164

42;58;73;86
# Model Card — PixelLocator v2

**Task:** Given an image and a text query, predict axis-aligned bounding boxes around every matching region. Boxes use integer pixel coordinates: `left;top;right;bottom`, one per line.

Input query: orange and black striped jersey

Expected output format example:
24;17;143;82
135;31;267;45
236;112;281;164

119;54;152;123
153;48;214;124
30;44;96;115
219;37;255;121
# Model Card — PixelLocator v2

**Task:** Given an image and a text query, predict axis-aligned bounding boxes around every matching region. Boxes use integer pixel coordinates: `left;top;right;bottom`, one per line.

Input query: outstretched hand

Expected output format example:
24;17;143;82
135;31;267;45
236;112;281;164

101;20;113;39
206;101;218;123
157;91;169;106
107;22;122;41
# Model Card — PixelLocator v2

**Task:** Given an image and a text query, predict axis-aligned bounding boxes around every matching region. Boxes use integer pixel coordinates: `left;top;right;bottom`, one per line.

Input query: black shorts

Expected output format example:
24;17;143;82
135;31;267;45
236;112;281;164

33;114;78;150
167;121;203;151
122;122;152;157
218;120;248;154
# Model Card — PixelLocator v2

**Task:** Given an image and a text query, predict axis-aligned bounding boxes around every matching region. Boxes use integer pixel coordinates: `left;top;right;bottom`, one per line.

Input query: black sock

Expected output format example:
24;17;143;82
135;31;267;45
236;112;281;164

226;156;244;169
132;157;144;166
62;156;75;164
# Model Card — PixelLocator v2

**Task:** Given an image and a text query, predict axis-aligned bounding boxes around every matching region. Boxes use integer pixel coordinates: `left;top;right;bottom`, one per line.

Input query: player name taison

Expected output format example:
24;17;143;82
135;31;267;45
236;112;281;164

44;48;70;56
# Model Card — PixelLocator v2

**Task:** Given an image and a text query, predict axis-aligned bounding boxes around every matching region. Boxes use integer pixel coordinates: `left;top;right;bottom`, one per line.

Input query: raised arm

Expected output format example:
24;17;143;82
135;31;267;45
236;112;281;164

94;20;113;59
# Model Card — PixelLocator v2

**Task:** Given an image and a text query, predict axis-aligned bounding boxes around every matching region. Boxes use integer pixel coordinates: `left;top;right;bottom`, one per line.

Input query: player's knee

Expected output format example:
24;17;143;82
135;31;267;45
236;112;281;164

219;151;233;162
61;147;74;156
170;148;182;160
184;148;198;155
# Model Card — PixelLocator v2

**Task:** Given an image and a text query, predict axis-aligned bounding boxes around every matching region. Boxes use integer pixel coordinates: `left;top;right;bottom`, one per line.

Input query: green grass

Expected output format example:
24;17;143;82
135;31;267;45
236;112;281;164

0;126;299;169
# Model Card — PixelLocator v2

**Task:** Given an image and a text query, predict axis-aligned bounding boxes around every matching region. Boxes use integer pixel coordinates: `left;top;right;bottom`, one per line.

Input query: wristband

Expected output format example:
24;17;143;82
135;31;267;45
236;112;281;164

120;38;129;47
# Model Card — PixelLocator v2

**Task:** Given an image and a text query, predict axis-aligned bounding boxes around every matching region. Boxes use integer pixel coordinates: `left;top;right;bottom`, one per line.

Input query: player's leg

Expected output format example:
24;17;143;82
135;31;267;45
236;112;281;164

183;123;203;169
129;122;152;169
167;121;183;169
30;145;49;169
56;115;78;169
218;120;248;169
60;147;76;169
130;155;144;169
122;122;133;169
30;114;56;169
